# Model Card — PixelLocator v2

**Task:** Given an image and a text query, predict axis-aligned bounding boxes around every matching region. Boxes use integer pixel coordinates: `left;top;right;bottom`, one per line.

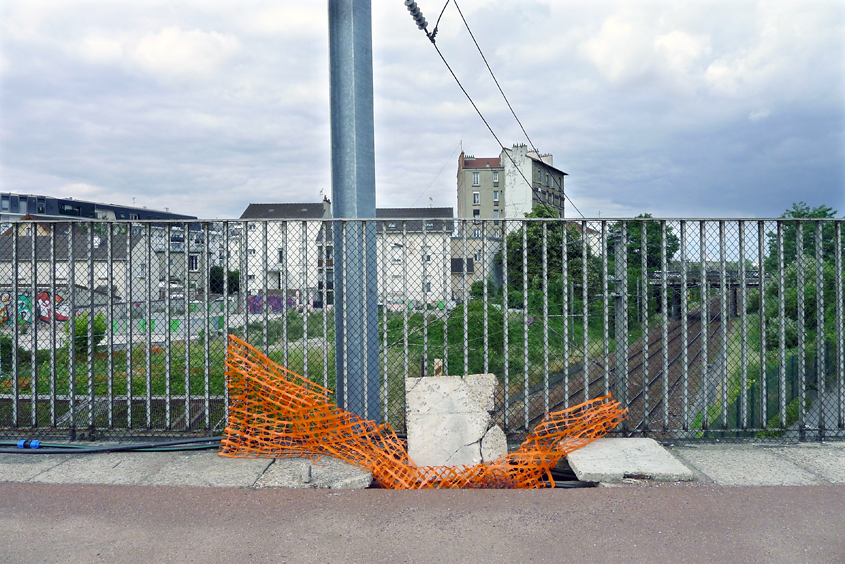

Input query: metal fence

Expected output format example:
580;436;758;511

0;217;842;442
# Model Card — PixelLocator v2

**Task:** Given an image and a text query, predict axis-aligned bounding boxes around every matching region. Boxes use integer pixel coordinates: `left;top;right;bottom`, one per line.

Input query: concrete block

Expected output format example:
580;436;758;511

254;457;372;489
406;374;500;467
142;451;273;488
772;444;845;484
481;425;507;462
567;438;694;482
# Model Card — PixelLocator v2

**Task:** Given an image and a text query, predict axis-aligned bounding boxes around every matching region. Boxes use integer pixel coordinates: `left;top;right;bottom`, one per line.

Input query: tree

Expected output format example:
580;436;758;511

764;202;840;272
495;205;599;294
210;266;240;294
65;312;106;357
610;213;680;270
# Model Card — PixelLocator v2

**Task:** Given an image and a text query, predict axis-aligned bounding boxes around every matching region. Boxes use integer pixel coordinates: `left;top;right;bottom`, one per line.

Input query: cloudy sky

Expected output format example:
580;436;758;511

0;0;843;220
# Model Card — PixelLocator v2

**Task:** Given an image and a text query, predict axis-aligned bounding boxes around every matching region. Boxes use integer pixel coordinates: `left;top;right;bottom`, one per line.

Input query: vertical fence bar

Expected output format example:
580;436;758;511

700;221;709;431
262;221;269;357
614;221;628;432
541;221;551;414
222;222;230;420
482;220;489;374
203;222;211;429
641;221;649;430
126;223;134;429
739;221;748;430
87;223;95;432
601;222;609;396
422;220;429;376
184;222;191;429
144;223;152;429
661;221;669;430
562;221;569;409
502;219;509;430
322;221;329;390
582;220;589;402
67;226;75;434
836;222;843;430
281;222;288;368
381;221;388;420
302;221;309;381
796;222;805;434
30;223;37;427
719;221;728;430
815;220;825;436
107;223;114;429
777;221;786;427
404;220;409;379
442;221;449;376
341;222;349;408
462;220;468;377
242;221;249;346
680;221;689;429
165;224;172;429
363;220;370;417
49;224;57;426
522;221;529;429
759;221;767;428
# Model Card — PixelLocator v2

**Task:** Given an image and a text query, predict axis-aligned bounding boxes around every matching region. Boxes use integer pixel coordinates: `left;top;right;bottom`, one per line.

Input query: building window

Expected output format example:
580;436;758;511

493;191;499;204
189;255;198;272
546;173;550;187
277;249;284;264
247;249;256;255
129;214;139;220
473;228;480;238
248;224;256;230
96;264;108;280
493;171;499;185
493;210;499;219
247;274;255;281
56;263;69;280
472;191;480;205
472;172;480;186
473;251;481;262
423;281;431;293
473;209;480;219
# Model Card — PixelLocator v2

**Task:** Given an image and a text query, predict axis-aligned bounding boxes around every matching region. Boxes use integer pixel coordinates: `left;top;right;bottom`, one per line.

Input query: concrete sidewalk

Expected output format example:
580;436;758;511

1;438;843;489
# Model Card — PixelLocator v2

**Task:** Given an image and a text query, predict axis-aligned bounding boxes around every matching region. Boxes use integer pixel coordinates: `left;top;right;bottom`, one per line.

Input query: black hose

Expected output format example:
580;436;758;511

0;436;223;454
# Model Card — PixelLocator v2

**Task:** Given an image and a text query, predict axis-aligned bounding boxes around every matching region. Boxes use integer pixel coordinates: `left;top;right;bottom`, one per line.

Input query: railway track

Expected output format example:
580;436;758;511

512;299;728;435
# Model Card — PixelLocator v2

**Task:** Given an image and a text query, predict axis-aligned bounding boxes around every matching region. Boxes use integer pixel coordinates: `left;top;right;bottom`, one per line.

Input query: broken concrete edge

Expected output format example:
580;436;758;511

566;438;696;483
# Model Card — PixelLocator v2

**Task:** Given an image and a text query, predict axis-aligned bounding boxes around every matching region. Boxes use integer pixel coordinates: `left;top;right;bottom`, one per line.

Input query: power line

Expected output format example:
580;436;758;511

452;0;538;156
405;0;585;218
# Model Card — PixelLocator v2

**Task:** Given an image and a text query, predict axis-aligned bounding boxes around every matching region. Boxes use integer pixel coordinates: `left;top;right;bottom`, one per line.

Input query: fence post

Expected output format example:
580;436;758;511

328;0;380;421
613;224;628;431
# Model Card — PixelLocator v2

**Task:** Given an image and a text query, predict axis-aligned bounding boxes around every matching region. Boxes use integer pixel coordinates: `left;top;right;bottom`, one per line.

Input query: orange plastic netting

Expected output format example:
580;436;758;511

219;335;626;489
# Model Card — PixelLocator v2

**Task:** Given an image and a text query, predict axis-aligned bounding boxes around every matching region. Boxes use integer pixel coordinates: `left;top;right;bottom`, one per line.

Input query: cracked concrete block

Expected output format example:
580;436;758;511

481;425;507;462
406;374;501;467
254;457;372;489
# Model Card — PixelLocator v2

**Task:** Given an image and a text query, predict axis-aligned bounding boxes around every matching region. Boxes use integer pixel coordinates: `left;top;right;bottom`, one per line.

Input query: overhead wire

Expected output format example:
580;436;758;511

411;1;585;218
410;141;462;208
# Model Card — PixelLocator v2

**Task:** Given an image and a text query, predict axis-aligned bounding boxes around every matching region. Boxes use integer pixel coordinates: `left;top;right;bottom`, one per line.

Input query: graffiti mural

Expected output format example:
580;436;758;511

16;295;32;323
36;291;70;322
0;293;10;324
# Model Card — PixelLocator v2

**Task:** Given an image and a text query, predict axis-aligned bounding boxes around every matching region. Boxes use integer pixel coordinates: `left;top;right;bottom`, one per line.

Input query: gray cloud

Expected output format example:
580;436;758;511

0;0;842;219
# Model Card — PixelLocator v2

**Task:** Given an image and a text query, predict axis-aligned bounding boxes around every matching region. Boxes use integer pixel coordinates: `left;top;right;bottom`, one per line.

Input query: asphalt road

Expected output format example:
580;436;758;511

2;482;843;564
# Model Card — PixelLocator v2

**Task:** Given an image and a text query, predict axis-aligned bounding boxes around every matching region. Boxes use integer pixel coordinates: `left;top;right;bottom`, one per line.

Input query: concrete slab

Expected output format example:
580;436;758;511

0;453;71;482
27;452;167;486
254;456;372;489
141;451;272;488
771;444;845;484
567;438;694;482
673;445;823;486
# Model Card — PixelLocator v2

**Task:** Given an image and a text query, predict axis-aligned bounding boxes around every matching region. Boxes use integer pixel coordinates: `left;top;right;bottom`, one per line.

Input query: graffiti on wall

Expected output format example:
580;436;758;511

0;291;72;324
36;292;70;322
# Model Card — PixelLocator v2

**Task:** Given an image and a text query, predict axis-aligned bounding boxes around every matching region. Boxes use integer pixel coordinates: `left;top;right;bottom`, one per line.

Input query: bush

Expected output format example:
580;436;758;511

65;312;107;357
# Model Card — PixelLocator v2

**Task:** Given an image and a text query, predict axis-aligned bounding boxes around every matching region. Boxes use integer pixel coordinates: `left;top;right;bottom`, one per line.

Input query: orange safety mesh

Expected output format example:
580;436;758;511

219;335;627;489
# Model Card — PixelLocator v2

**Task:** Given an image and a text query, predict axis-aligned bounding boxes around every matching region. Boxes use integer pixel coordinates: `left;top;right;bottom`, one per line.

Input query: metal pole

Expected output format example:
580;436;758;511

328;0;379;421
